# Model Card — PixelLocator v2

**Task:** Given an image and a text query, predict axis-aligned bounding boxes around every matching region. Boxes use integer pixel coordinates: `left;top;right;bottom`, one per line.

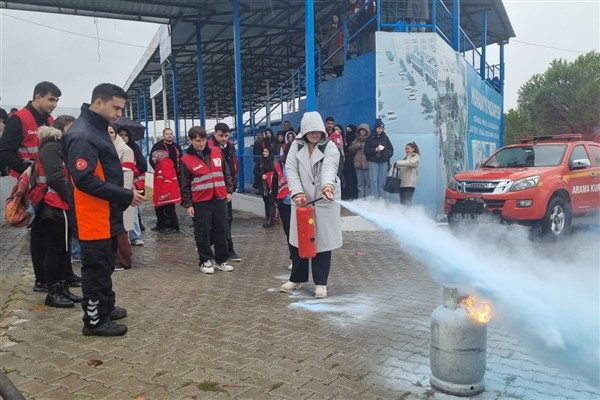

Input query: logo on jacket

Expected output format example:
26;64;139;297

75;158;88;171
213;158;222;167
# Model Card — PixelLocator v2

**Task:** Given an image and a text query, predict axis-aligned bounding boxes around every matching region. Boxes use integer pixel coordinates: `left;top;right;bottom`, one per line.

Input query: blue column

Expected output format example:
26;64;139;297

233;0;245;191
431;0;437;32
143;85;150;155
170;53;180;145
136;93;141;123
480;11;488;80
305;0;315;111
376;0;381;31
499;41;506;147
452;0;460;51
196;24;206;127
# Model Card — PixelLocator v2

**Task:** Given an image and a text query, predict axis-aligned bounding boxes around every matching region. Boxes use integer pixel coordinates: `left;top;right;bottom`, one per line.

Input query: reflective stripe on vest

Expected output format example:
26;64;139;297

274;162;290;200
181;147;227;202
35;159;68;210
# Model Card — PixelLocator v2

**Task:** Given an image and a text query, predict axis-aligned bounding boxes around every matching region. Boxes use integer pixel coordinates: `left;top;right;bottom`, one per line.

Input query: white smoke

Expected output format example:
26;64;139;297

339;199;600;387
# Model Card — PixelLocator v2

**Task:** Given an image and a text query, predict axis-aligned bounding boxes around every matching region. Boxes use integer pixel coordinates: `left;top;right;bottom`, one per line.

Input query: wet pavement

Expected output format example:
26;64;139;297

0;198;598;399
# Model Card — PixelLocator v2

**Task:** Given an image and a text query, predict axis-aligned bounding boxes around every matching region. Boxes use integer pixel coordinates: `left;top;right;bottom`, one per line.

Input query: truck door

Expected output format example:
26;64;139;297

567;145;595;211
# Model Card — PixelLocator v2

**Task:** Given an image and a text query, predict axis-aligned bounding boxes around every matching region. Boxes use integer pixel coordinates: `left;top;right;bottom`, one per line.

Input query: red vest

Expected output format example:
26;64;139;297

181;147;227;202
274;162;290;200
10;108;53;177
35;160;68;210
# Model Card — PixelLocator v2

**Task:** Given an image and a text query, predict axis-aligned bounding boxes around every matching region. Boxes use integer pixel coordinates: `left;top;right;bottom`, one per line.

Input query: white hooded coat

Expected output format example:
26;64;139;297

113;134;135;231
286;111;342;252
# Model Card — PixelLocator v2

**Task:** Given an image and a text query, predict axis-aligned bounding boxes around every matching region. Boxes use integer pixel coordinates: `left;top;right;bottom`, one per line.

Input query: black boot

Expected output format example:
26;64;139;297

263;204;275;228
44;283;75;308
61;281;82;303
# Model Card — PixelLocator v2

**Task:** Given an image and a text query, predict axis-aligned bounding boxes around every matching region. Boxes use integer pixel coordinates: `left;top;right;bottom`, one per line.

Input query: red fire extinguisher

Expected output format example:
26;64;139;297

296;197;323;259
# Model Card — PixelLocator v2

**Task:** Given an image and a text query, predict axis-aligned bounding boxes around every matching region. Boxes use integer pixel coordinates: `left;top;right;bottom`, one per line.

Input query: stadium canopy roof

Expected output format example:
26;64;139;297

1;0;515;121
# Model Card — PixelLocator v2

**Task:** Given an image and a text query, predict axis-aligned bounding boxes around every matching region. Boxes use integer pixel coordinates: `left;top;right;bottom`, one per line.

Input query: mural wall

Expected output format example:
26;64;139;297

375;32;502;217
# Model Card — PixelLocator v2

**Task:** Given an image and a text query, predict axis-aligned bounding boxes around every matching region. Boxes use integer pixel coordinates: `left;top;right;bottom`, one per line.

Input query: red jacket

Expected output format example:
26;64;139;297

153;158;181;206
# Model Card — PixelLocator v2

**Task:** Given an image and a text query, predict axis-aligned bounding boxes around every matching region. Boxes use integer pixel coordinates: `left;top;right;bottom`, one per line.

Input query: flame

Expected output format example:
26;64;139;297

460;295;493;324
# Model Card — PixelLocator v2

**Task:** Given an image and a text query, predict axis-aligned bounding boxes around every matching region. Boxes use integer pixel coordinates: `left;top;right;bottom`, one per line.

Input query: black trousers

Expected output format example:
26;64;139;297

226;201;235;253
38;219;69;284
80;237;117;328
31;211;77;283
155;204;179;230
289;246;331;286
194;199;228;264
399;187;415;206
276;201;293;261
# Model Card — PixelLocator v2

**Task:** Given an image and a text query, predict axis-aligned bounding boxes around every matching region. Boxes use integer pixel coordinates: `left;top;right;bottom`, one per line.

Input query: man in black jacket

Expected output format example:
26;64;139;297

64;83;145;337
210;123;242;262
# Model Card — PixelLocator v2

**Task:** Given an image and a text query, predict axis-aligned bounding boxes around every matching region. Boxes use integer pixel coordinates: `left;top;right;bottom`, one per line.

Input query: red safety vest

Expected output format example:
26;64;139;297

181;147;227;202
35;160;68;210
274;162;290;200
10;108;53;177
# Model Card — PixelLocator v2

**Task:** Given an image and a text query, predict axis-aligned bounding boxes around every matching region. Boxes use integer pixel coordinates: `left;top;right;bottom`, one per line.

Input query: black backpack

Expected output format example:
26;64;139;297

296;139;345;181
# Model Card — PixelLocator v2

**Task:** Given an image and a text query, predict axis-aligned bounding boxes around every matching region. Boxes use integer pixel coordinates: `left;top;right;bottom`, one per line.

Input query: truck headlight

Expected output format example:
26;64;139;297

447;177;459;192
509;176;540;192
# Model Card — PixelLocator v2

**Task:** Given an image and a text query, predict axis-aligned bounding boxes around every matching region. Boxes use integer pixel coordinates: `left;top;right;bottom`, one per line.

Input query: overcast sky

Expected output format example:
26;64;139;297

1;1;599;113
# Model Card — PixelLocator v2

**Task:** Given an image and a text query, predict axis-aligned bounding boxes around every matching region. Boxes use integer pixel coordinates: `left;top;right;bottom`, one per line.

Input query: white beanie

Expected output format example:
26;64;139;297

299;111;326;137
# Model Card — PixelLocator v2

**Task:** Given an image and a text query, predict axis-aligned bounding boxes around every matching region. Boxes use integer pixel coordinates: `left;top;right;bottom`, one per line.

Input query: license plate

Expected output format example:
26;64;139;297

452;213;481;220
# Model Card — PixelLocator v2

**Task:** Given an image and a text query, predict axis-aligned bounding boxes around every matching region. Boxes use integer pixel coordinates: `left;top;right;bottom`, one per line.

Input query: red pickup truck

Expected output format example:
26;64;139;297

444;134;600;238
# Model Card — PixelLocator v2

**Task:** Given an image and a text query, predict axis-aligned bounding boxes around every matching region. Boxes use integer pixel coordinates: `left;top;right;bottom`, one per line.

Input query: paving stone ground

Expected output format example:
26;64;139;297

0;200;598;400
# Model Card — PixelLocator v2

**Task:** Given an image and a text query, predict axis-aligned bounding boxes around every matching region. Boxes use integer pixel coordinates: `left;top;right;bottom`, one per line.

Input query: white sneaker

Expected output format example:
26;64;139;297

131;239;144;246
200;261;215;274
213;261;234;272
280;281;301;293
287;263;293;271
315;285;327;299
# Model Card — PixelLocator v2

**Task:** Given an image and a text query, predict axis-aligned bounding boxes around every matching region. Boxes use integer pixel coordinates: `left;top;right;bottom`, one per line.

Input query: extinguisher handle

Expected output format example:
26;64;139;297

303;197;323;206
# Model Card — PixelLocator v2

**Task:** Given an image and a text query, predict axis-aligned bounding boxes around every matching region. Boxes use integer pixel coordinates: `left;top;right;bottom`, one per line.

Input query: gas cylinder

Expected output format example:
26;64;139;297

430;288;487;396
296;205;316;259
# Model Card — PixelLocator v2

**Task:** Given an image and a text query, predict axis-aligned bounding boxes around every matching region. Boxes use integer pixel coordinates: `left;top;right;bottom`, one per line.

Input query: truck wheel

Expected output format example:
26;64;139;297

447;213;460;230
540;196;571;239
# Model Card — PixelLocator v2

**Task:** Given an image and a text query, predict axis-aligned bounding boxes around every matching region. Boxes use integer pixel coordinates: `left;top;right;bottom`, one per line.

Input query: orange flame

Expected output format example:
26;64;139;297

460;295;493;324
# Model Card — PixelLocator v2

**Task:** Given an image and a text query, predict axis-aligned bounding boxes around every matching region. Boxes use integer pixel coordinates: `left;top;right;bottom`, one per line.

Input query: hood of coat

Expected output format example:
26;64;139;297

113;133;127;155
356;123;370;139
37;125;62;141
297;111;328;145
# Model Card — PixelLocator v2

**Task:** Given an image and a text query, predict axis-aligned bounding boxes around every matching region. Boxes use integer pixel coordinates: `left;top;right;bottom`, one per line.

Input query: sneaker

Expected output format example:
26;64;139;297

67;275;82;287
114;265;125;271
213;261;234;272
280;281;301;293
109;307;128;321
33;281;48;292
228;252;242;262
315;285;327;299
200;261;215;274
131;239;144;246
287;263;293;271
71;257;82;263
82;320;128;337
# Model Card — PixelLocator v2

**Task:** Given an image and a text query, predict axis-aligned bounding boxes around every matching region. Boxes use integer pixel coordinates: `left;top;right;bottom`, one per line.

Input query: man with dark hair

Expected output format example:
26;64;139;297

325;116;335;136
64;83;145;336
149;127;183;232
209;122;242;262
181;126;234;274
0;81;73;290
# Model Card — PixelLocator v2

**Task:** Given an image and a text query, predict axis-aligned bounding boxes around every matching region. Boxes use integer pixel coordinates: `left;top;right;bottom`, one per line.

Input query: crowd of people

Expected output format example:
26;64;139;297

0;80;419;337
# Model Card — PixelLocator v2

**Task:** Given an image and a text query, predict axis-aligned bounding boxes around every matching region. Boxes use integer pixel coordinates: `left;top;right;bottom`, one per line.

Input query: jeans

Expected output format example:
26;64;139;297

129;205;142;242
355;168;370;198
369;161;388;199
71;237;81;259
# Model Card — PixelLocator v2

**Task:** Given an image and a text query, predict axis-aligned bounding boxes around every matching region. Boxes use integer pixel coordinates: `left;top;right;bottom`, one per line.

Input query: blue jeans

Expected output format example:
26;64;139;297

355;168;370;198
369;161;388;199
129;205;142;242
71;237;81;259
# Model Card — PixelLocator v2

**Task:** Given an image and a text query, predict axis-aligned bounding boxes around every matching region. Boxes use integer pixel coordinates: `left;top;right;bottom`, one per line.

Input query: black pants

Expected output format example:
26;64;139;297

226;201;235;254
80;237;117;328
276;201;293;261
155;204;179;230
194;199;228;264
262;195;276;225
289;246;331;286
31;211;77;283
399;187;415;206
38;219;69;284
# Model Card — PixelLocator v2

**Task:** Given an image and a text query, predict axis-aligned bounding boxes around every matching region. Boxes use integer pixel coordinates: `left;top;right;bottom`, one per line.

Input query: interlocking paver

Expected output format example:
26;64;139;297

1;200;599;399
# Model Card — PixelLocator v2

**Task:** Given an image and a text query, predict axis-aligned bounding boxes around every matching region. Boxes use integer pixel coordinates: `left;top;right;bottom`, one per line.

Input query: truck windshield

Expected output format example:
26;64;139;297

482;144;567;168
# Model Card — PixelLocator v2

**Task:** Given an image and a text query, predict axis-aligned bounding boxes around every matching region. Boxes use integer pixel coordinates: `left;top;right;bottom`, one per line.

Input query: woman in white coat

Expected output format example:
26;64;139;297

280;111;342;299
394;141;420;206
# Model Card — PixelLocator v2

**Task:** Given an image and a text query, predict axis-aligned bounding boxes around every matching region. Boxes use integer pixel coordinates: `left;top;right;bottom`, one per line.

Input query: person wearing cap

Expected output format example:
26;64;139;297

280;110;342;299
364;118;394;199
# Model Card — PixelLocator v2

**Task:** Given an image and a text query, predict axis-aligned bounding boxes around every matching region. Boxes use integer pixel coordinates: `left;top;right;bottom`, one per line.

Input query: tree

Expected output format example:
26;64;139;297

421;94;434;116
504;51;600;142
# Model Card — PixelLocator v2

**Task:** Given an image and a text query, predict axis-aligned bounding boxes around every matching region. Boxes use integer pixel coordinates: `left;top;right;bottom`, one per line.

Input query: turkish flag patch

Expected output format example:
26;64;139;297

75;158;88;171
